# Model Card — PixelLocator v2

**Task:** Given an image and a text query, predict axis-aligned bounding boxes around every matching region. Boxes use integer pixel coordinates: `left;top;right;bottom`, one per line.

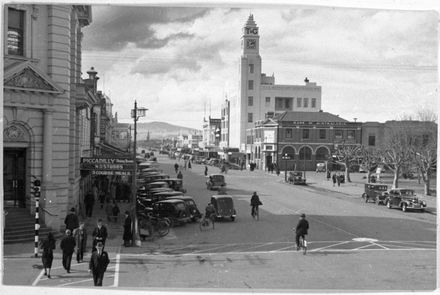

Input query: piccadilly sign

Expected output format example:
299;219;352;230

80;157;134;172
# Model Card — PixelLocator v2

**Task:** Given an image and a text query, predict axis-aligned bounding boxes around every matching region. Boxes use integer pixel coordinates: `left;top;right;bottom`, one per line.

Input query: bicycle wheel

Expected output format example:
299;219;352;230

301;237;307;255
155;220;170;237
255;207;259;221
199;219;209;231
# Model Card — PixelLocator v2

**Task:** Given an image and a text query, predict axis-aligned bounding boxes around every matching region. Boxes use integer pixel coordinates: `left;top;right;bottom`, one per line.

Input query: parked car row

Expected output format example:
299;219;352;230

361;183;427;212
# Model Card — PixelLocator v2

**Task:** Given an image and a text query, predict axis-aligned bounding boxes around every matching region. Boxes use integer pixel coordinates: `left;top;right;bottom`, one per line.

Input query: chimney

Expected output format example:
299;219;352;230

87;67;99;94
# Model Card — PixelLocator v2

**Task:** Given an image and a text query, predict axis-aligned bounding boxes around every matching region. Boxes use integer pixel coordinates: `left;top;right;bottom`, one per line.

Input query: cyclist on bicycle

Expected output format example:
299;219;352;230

295;213;309;250
250;192;262;217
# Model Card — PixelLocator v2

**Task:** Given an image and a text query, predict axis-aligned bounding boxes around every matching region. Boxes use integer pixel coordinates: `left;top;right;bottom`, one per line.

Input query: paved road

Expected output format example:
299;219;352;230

28;156;437;290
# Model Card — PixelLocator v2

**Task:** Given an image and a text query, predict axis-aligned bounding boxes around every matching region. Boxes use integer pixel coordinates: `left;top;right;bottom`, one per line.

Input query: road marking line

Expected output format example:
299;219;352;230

191;243;237;254
236;242;276;252
112;253;120;287
32;269;45;286
271;244;296;252
310;241;350;252
371;242;389;250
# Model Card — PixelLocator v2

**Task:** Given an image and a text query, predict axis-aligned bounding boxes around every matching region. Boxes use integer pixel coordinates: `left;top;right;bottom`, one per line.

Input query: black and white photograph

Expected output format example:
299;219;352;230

1;0;438;293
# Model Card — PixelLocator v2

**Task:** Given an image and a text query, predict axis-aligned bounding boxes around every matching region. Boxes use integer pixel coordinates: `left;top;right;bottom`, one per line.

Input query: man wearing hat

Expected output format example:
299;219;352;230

92;219;108;251
89;242;110;286
64;207;79;232
294;213;309;251
60;229;76;273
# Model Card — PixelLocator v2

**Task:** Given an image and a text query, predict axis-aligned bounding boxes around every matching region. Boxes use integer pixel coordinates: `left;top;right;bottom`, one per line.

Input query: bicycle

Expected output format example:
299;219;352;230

199;213;215;231
251;206;259;221
138;212;170;238
294;229;307;255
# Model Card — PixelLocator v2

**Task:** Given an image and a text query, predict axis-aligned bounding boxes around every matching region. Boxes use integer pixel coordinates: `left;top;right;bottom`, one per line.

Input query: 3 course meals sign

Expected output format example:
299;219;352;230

80;157;134;175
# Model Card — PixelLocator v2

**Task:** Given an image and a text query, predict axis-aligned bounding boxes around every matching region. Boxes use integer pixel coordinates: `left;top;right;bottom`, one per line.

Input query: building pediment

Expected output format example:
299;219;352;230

4;61;64;94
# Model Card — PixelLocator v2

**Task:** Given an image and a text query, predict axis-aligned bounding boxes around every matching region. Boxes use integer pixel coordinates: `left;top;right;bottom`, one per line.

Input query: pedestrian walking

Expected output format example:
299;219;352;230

204;165;208;176
332;173;337;187
60;229;76;273
123;211;132;247
92;219;108;251
326;170;331;181
111;201;120;222
99;190;106;209
88;242;110;287
92;183;99;203
40;232;56;278
84;190;95;217
64;208;79;232
73;222;87;263
177;170;183;180
104;198;113;222
174;163;179;173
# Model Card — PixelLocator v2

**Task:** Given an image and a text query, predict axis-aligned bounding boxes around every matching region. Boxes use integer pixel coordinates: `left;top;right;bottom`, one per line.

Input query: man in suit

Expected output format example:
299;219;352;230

92;219;108;251
60;229;76;273
64;208;79;232
88;242;110;286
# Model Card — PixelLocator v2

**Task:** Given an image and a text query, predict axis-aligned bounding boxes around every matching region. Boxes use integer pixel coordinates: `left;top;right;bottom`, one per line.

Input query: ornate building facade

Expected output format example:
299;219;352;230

3;4;92;231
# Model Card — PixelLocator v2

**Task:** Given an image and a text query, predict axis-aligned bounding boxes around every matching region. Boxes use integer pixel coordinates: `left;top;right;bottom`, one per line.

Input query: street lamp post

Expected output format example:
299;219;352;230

281;153;290;182
131;100;148;247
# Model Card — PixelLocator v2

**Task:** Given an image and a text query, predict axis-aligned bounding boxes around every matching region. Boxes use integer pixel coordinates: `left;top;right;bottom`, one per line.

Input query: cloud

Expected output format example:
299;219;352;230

82;6;209;51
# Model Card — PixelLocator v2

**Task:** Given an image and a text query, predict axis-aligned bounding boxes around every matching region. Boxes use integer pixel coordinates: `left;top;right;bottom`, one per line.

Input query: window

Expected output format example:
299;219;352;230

285;99;290;109
302;129;309;139
304;98;309;108
297;98;302;107
249;64;254;74
248;96;253;106
299;147;312;160
319;129;326;139
8;8;25;56
335;130;343;139
248;80;254;90
275;98;283;109
285;128;292;138
246;135;253;144
248;113;253;123
347;130;355;139
311;98;316;108
265;97;270;106
368;135;376;146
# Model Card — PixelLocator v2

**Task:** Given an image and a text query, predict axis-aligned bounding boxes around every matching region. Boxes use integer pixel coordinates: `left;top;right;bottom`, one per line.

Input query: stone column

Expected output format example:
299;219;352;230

42;109;53;183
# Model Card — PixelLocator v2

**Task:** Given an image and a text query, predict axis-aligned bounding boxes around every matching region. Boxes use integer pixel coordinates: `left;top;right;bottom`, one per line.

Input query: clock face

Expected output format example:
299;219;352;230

246;39;256;49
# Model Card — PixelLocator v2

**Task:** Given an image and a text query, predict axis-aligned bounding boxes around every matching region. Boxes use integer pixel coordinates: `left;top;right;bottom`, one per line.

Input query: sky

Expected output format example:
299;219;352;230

81;2;439;129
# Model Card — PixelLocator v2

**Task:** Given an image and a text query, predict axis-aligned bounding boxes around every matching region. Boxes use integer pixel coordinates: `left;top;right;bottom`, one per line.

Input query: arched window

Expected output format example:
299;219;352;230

316;147;329;161
299;146;312;160
281;146;295;159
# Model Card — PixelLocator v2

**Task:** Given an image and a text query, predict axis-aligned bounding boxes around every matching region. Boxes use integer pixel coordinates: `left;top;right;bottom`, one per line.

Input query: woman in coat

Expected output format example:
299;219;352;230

40;232;56;278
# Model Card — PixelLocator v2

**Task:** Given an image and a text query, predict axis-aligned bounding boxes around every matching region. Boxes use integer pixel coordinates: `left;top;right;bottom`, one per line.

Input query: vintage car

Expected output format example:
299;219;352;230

210;195;236;221
362;183;388;204
288;171;307;185
144;173;170;184
152;199;191;226
162;178;187;193
316;163;326;172
384;188;427;212
206;174;226;190
146;181;169;190
167;196;202;222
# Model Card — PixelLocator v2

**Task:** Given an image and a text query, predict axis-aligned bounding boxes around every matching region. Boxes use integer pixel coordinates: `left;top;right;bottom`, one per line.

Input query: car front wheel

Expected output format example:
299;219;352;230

386;201;392;209
402;203;407;212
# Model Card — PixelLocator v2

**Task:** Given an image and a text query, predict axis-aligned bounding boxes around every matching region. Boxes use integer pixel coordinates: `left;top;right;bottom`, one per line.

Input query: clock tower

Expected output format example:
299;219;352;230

237;14;262;150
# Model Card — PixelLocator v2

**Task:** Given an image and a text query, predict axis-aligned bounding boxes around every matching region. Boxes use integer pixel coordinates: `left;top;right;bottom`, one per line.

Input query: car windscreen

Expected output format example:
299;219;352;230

216;198;233;207
175;203;186;210
212;175;224;181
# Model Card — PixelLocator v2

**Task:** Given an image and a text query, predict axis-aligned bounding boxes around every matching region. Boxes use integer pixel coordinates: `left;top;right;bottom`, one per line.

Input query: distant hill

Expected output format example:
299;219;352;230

134;121;201;139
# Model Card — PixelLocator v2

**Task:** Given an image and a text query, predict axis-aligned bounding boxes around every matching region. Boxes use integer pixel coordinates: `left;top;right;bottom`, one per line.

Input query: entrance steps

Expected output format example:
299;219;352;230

3;207;55;244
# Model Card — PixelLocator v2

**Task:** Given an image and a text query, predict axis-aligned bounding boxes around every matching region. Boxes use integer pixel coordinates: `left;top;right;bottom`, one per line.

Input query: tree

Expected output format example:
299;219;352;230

333;144;362;183
358;146;381;183
408;122;437;195
380;126;413;189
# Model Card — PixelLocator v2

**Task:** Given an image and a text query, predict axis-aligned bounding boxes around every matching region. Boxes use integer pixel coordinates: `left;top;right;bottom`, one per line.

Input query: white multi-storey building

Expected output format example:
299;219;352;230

230;14;323;152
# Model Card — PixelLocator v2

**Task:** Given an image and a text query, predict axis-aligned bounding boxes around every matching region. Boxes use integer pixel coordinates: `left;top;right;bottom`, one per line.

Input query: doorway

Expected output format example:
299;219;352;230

3;148;27;207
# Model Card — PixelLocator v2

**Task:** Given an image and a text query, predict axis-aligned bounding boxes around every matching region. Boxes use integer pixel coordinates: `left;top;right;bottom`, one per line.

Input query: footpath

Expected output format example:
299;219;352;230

2;200;132;286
